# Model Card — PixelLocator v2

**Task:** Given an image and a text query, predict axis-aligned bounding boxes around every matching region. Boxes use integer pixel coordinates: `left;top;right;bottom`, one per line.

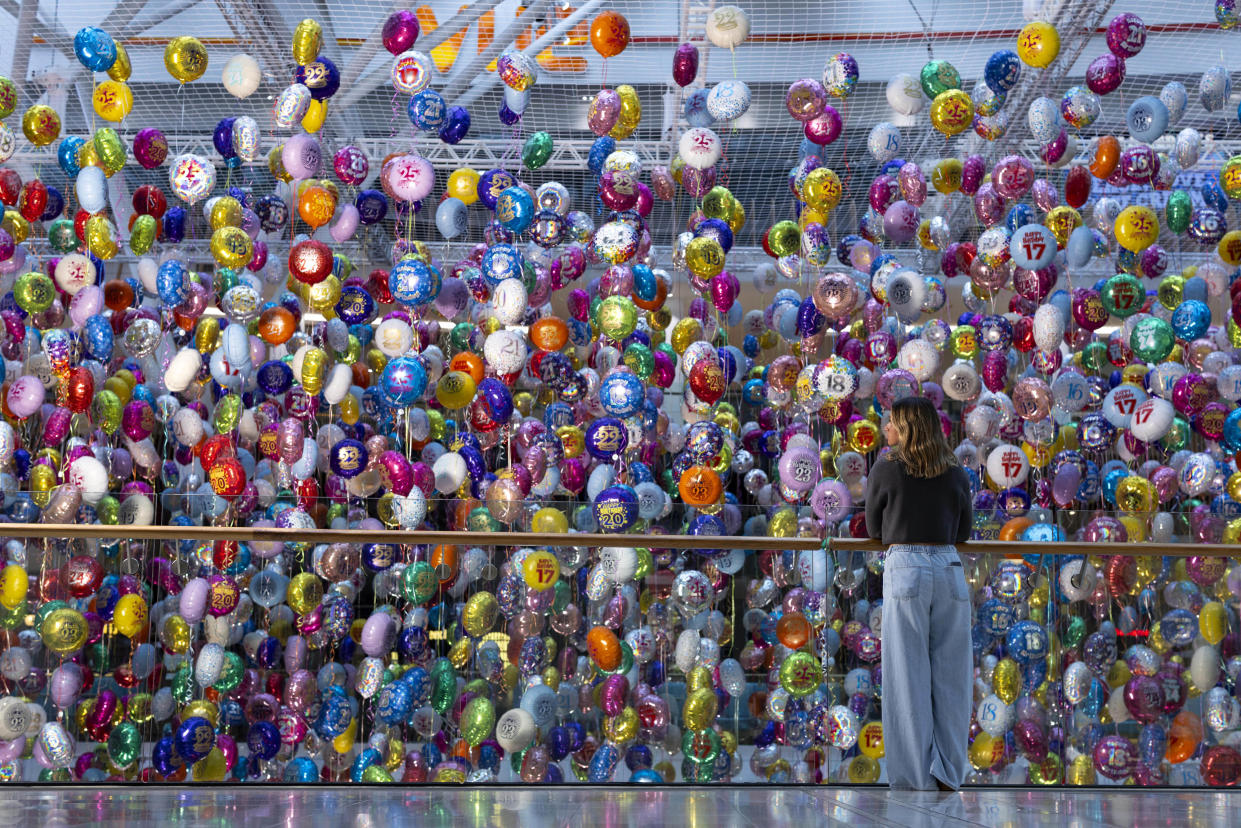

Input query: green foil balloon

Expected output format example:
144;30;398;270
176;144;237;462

402;561;438;604
429;658;458;715
522;131;553;170
129;214;156;255
14;271;55;314
919;60;961;98
213;651;245;693
461;696;496;746
47;218;77;254
1129;316;1175;362
1166;190;1192;234
767;220;801;257
107;721;142;768
1100;273;1144;318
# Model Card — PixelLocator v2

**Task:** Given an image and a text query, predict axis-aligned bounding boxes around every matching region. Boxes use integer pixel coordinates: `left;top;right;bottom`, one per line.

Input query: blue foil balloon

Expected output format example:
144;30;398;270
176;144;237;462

1171;299;1211;340
213;117;237;160
439;106;471;144
496;185;535;233
599;372;644;417
73;27;118;72
173;716;215;763
593;484;639;533
481;243;522;285
477;376;514;422
162;207;187;243
389;257;441;305
296;55;341;99
408;89;447;131
984;49;1022;93
246;720;281;761
588;136;615;174
58;137;85;178
380;356;428;406
41;186;64;221
355;189;388;225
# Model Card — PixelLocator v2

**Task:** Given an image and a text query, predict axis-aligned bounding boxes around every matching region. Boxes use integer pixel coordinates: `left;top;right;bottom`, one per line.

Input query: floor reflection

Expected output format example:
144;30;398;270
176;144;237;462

0;786;1235;828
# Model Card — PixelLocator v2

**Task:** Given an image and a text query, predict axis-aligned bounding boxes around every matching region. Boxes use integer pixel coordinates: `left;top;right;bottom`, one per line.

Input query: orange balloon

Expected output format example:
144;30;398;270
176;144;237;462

103;280;135;312
586;625;621;671
776;612;812;649
1089;136;1120;180
449;352;485;385
998;517;1034;542
430;544;459;585
530;317;569;351
678;465;722;506
590;11;631;58
257;306;296;345
1166;711;1203;764
297;185;336;229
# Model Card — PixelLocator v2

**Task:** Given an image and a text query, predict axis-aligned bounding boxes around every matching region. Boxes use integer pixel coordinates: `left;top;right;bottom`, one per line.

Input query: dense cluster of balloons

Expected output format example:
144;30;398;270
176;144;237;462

0;4;1236;789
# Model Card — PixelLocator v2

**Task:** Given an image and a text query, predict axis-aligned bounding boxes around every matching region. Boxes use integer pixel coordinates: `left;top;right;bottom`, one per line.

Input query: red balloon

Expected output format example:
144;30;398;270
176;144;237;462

1202;745;1241;787
688;359;726;404
288;239;334;285
0;168;21;206
17;179;47;222
132;185;168;218
1064;165;1092;209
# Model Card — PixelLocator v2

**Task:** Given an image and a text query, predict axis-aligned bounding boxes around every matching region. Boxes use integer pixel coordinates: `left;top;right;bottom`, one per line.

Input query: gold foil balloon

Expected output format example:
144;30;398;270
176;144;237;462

287;572;324;615
1066;753;1096;785
107;42;131;81
847;755;881;783
21;104;60;146
84;215;119;259
682;687;718;731
992;658;1021;704
42;607;88;653
462;591;499;637
293;19;324;65
165;36;209;83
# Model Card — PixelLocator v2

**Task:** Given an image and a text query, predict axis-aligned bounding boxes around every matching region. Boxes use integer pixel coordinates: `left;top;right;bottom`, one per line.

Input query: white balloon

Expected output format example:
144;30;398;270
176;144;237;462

222;53;262;99
53;253;97;296
867;122;901;163
490;278;527;326
66;456;108;505
323;363;352;404
432;452;466;494
706;80;751;122
483;329;527;373
1129;397;1173;442
75;166;107;214
986;444;1029;488
374;318;413;357
1032;305;1064;352
885;73;924;116
897;338;937;381
1101;384;1148;429
678;127;722;170
976;694;1013;738
705;4;750;48
164;347;202;393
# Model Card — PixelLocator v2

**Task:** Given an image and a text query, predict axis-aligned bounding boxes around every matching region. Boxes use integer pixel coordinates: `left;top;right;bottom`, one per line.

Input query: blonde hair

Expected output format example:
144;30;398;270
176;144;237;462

887;396;957;478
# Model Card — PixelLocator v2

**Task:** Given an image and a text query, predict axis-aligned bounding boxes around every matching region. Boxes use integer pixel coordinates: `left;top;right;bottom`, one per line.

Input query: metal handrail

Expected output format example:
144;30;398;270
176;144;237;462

6;524;1238;558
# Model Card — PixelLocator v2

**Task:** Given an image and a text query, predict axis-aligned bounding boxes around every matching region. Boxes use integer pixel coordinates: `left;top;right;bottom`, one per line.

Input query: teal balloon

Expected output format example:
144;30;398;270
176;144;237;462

522;131;553;170
1166;190;1192;234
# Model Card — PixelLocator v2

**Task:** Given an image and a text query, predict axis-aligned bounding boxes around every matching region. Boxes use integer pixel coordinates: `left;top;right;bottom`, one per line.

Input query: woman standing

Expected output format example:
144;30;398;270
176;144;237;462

865;396;974;791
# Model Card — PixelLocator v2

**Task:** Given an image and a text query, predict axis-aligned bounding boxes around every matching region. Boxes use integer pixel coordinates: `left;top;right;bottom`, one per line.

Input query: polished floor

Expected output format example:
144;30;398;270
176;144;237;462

0;786;1236;828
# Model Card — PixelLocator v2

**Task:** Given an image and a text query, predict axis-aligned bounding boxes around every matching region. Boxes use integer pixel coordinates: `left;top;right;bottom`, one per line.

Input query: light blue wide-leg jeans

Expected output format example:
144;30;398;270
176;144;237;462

880;544;973;790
